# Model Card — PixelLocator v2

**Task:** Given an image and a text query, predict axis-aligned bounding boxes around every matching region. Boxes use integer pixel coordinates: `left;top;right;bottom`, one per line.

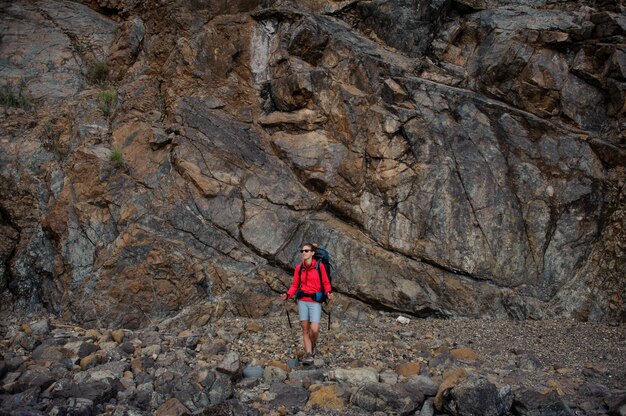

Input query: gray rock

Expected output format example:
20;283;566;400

52;378;123;405
512;389;575;416
77;361;129;383
18;336;39;352
420;397;435;416
351;382;425;415
0;386;40;412
516;354;543;371
31;341;72;363
441;374;512;416
50;397;95;416
14;368;55;393
328;367;379;386
263;366;287;383
119;341;135;355
28;320;50;336
5;356;26;372
216;351;242;380
154;368;206;411
407;375;440;397
268;382;309;410
131;382;154;411
429;352;458;369
288;369;325;387
242;365;264;379
207;372;233;406
380;370;398;384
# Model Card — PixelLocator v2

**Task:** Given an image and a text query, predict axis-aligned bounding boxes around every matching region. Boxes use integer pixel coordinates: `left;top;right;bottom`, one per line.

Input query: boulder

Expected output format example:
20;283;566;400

268;383;309;410
28;320;50;336
49;397;95;416
440;374;512;416
242;366;264;379
328;367;379;386
13;368;55;394
407;375;440;397
263;366;288;383
216;352;242;380
288;369;326;387
351;382;425;415
0;387;40;412
512;389;575;416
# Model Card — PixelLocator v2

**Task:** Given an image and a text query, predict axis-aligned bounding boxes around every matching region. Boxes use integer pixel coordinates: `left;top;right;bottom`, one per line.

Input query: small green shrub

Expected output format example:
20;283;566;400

98;88;117;116
86;60;109;85
110;148;125;168
0;84;32;110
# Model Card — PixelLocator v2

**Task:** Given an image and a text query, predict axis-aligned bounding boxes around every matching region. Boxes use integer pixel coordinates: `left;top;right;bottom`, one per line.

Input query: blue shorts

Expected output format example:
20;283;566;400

298;300;322;323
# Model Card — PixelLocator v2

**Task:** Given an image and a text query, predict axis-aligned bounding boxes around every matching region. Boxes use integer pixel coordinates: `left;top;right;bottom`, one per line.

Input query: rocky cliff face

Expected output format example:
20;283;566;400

1;0;624;328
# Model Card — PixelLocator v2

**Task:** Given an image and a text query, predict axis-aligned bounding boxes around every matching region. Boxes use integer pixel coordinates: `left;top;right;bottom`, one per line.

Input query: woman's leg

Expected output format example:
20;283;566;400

301;320;313;353
309;322;320;354
298;301;313;353
308;302;321;355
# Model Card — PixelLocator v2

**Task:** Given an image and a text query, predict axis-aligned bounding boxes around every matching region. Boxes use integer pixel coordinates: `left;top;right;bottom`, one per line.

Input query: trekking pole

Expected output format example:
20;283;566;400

284;301;292;329
328;308;331;331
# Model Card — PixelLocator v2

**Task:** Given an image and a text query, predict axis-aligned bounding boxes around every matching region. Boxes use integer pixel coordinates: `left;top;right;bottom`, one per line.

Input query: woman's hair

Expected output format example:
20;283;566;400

302;243;317;251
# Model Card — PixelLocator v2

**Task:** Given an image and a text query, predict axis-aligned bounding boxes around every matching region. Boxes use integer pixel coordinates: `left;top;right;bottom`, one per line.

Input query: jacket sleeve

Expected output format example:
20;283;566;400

286;264;301;299
320;263;332;293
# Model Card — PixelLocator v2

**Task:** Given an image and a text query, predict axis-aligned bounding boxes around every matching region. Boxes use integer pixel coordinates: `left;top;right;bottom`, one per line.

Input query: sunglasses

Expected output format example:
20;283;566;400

300;249;313;253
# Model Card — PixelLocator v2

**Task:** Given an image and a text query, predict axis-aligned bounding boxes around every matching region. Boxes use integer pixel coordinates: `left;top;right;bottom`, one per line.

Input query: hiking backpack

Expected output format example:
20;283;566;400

297;246;334;302
313;246;333;283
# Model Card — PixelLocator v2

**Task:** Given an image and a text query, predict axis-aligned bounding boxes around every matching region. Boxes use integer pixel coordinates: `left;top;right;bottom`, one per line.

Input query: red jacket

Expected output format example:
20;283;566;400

286;259;332;301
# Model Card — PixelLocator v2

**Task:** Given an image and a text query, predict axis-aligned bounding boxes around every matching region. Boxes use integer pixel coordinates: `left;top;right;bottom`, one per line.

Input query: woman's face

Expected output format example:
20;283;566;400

301;245;314;262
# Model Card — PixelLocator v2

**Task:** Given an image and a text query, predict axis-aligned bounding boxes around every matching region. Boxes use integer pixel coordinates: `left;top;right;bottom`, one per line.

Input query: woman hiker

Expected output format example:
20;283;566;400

280;243;333;364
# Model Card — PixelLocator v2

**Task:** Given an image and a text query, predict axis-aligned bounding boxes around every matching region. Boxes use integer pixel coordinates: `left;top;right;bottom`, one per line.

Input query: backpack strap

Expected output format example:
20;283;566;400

317;261;329;303
316;261;323;294
297;263;303;291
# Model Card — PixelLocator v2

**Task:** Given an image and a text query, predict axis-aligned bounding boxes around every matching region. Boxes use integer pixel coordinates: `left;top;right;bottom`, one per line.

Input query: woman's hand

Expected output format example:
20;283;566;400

327;292;334;301
280;293;288;301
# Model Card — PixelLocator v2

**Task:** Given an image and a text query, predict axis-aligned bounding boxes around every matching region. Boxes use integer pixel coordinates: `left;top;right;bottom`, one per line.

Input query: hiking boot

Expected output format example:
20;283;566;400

312;344;317;357
302;353;314;365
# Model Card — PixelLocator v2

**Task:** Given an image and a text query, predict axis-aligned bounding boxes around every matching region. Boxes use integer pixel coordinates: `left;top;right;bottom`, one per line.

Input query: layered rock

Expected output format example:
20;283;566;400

0;0;624;326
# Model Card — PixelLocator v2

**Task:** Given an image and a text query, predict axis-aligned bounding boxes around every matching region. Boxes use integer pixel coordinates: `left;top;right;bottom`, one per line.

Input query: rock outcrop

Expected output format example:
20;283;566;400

0;0;624;327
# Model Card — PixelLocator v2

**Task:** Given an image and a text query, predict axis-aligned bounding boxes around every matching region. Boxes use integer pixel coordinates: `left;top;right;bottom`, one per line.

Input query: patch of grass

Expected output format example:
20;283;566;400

110;148;125;168
98;88;117;117
86;60;109;85
0;83;32;110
